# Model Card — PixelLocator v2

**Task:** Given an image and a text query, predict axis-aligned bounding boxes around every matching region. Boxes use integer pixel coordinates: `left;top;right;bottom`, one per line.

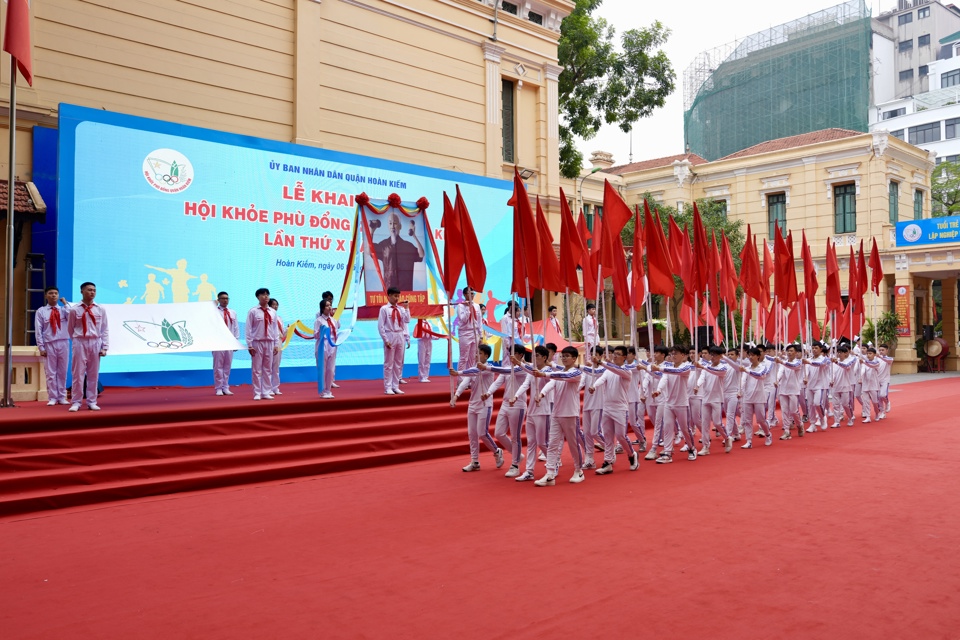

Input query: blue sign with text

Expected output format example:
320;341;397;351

895;216;960;247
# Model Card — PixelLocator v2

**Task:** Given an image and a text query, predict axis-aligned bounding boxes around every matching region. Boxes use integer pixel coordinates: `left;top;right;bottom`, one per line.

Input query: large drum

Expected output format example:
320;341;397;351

924;338;948;357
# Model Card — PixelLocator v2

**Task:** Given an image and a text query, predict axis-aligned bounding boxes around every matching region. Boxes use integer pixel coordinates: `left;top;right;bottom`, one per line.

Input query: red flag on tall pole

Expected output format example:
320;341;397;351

825;239;843;316
507;168;540;294
848;245;860;316
600;182;633;314
644;204;675;297
720;231;739;308
558;189;586;295
440;192;463;296
801;231;818;323
692;203;710;299
631;205;646;311
857;240;868;308
774;226;799;307
739;225;762;302
869;237;884;294
760;237;773;309
454;185;486;293
579;210;598;301
3;0;33;86
708;231;721;317
535;196;564;292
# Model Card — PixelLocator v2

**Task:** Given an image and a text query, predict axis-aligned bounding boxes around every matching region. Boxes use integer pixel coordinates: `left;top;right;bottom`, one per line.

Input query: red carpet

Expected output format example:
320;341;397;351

1;378;959;639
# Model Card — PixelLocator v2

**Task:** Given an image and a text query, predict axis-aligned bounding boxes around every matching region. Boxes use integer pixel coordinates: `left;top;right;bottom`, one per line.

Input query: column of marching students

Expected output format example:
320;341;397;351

448;291;895;487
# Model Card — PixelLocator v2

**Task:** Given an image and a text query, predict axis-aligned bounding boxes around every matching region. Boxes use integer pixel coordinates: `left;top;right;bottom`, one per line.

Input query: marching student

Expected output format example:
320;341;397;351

34;287;72;406
650;345;698;464
775;344;805;439
245;287;280;401
857;347;884;422
67;282;109;411
760;343;780;433
213;291;239;396
533;346;586;486
802;341;832;433
685;346;706;452
877;344;893;415
484;344;530;477
414;317;435;382
639;345;669;460
722;347;743;439
513;345;554;481
269;298;285;395
694;345;732;454
315;299;339;399
582;303;599;358
831;344;857;427
456;287;482;369
625;346;647;450
736;347;773;448
580;345;608;469
378;287;407;395
450;344;504;472
589;345;640;474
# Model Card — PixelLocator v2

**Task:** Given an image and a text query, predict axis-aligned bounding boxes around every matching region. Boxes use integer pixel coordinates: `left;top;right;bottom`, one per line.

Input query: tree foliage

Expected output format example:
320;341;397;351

558;0;675;179
931;160;960;217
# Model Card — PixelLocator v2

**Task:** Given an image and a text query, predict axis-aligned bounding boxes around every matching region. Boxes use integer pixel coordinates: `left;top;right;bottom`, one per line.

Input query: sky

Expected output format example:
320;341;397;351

576;0;888;167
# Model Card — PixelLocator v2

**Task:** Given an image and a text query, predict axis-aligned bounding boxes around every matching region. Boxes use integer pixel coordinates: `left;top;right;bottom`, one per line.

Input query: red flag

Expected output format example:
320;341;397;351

720;231;738;308
631;206;646;310
848;246;860;317
825;240;843;315
577;209;592;258
760;238;773;308
644;204;675;297
801;231;818;322
3;0;33;86
558;189;586;295
535;196;563;293
773;226;798;306
786;300;801;343
600;180;632;269
869;237;883;295
739;225;762;302
610;235;632;314
507;168;540;294
692;203;710;297
454;185;486;293
579;210;598;301
708;231;721;316
667;216;686;280
681;224;696;310
440;192;463;296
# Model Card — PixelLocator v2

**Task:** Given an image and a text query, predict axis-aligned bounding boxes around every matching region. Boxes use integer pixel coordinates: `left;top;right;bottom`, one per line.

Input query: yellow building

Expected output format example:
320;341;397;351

0;0;574;345
573;128;958;373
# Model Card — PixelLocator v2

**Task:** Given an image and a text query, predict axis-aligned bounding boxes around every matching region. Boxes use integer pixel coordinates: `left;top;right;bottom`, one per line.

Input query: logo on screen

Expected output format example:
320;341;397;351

902;224;922;243
143;149;193;193
122;318;195;349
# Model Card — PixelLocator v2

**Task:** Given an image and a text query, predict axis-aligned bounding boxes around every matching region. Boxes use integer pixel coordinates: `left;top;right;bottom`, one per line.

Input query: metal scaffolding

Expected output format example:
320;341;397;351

683;0;872;161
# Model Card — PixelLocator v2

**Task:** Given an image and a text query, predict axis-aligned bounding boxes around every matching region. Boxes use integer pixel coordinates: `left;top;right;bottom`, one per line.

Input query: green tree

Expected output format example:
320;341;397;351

558;0;675;179
620;196;745;344
931;160;960;217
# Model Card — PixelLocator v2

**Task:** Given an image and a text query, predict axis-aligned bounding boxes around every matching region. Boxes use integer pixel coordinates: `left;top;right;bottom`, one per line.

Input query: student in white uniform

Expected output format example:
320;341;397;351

450;343;504;471
212;291;239;396
484;344;530;477
378;287;407;395
589;345;640;474
268;298;285;395
315;299;339;399
582;303;599;358
650;345;698;464
456;287;482;370
775;344;805;439
513;345;554;482
35;287;72;406
533;346;586;486
736;347;773;448
694;345;731;454
67;282;109;411
245;287;279;401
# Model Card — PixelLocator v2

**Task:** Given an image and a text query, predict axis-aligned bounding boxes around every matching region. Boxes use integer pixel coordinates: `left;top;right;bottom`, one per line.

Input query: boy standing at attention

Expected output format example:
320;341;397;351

213;291;239;396
245;288;279;401
67;282;109;411
378;287;407;395
35;287;72;405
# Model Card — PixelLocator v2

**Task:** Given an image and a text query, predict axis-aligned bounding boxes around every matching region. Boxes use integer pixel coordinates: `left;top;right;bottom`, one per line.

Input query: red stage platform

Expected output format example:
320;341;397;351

0;378;473;516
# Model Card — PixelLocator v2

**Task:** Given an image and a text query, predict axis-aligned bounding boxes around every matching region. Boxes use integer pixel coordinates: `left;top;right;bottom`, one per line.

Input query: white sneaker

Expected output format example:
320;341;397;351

215;390;224;396
273;390;282;395
263;394;275;400
655;453;673;464
68;404;80;412
505;466;520;478
862;417;872;424
321;392;335;399
680;444;690;452
644;449;658;461
420;378;431;383
331;383;340;388
47;400;57;406
384;389;395;395
687;450;697;461
494;448;504;469
595;462;614;475
399;379;407;384
88;404;100;411
806;426;816;433
538;452;547;462
674;434;683;445
223;389;234;396
515;471;535;482
581;460;596;470
615;444;624;454
569;470;585;483
724;437;733;453
697;448;709;456
741;442;752;449
394;388;405;395
764;435;773;446
534;473;556;486
462;461;480;472
629;453;640;470
878;412;886;420
58;400;70;405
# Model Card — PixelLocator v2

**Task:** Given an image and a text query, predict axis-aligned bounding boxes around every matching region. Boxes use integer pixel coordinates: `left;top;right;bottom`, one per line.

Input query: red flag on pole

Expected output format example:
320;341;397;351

454;185;486;294
774;226;799;307
644;204;675;297
801;231;818;323
739;225;762;302
869;237;883;295
440;192;463;296
848;245;860;317
579;210;598;301
507;168;540;294
720;231;738;308
631;206;646;310
535;196;563;293
558;189;586;295
760;237;773;308
857;240;868;309
600;180;632;269
680;224;696;311
825;239;843;316
708;231;721;317
692;203;710;298
3;0;33;86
